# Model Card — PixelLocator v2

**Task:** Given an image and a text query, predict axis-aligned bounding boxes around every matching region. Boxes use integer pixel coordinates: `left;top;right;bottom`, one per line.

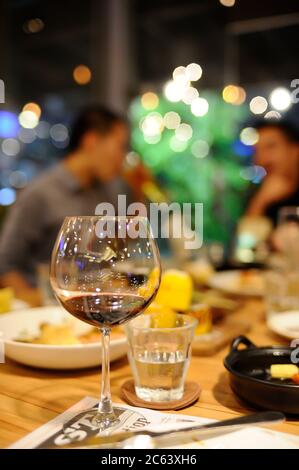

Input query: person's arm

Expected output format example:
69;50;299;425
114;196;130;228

246;174;297;216
0;188;44;306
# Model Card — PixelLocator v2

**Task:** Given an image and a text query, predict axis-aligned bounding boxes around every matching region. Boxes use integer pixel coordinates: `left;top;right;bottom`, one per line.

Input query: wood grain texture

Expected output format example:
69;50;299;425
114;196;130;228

0;299;298;448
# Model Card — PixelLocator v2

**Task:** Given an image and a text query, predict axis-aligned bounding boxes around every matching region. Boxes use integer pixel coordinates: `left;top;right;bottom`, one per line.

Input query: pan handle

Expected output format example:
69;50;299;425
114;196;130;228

230;335;257;352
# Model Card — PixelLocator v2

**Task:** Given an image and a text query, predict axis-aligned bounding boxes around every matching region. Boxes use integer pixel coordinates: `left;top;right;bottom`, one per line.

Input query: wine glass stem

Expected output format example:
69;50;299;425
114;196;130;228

98;327;114;418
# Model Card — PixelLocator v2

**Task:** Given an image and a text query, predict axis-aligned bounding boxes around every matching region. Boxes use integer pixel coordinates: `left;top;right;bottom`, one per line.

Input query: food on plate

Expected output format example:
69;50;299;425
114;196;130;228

270;364;298;379
154;269;193;311
292;374;299;384
0;287;13;314
192;289;238;321
237;270;265;291
15;322;123;345
187;304;212;335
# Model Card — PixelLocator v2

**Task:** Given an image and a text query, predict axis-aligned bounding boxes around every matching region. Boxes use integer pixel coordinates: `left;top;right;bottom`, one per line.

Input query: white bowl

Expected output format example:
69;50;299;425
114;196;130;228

0;306;127;370
267;310;299;340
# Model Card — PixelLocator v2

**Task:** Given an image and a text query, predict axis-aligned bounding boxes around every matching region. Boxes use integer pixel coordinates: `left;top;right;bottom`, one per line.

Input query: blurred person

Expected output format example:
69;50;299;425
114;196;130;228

0;106;130;306
246;120;299;222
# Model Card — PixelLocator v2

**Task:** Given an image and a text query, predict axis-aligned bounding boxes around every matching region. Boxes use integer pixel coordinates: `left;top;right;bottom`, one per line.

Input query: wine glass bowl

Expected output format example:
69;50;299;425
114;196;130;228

50;216;161;430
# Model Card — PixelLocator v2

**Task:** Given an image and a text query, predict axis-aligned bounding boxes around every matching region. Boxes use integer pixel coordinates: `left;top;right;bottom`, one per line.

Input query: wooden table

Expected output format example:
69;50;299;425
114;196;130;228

0;299;298;448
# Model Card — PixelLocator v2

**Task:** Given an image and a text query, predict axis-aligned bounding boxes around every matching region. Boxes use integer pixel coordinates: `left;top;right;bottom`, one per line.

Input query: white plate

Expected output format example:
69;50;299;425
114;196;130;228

0;306;127;370
267;311;299;340
208;270;264;297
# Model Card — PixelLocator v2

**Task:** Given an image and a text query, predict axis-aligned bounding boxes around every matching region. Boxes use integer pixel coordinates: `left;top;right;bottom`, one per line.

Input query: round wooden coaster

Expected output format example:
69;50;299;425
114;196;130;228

120;380;201;410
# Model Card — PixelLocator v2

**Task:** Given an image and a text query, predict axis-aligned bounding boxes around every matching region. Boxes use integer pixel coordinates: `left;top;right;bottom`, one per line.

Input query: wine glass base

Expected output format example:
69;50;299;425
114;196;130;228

90;408;121;431
62;405;144;438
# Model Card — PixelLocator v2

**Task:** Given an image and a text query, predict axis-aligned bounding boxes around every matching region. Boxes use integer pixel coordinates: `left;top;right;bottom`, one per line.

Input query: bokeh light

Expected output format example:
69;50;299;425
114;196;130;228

141;113;164;136
170;136;188;152
1;138;21;156
182;86;199;105
73;65;92;85
50;123;69;142
141;92;159;110
18;128;36;144
23;18;44;34
185;63;202;81
191;140;210;158
249;96;268;114
19;110;39;129
175;123;193;142
191;97;209;116
9;170;27;189
222;85;246;105
264;110;281;119
219;0;235;6
240;127;259;146
269;87;292;111
126;151;140;167
164;80;184;102
240;165;267;183
35;121;50;139
163;111;181;129
0;188;16;206
0;111;19;138
23;102;41;119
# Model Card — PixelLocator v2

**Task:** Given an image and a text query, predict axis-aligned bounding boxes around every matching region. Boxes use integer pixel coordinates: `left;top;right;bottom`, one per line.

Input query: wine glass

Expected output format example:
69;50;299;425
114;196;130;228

50;216;161;431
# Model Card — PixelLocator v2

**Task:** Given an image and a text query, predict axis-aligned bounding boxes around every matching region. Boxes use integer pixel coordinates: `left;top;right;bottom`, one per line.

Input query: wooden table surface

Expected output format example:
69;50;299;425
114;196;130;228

0;299;298;448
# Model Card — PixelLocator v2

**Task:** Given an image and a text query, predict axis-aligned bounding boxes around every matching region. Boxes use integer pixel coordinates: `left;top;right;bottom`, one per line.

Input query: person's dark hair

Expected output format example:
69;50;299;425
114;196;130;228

254;119;299;144
68;106;125;151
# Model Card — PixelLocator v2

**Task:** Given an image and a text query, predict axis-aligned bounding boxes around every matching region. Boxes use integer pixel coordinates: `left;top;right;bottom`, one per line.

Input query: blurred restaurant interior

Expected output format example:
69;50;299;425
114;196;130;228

1;0;299;451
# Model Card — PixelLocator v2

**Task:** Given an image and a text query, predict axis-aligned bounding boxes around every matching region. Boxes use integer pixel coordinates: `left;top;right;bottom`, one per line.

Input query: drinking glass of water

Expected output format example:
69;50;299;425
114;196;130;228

125;313;197;402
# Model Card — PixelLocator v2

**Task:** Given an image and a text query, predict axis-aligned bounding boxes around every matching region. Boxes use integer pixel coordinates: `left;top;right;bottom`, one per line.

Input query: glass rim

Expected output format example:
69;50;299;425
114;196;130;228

125;313;198;332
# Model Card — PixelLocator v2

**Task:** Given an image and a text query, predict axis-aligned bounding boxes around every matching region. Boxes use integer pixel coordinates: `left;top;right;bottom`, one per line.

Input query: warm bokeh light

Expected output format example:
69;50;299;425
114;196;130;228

219;0;236;6
73;65;92;85
141;113;164;136
269;87;292;111
222;85;246;105
191;97;209;116
173;66;187;82
240;127;259;146
141;92;159;110
182;86;199;105
264;110;281;119
163;111;181;129
185;63;202;81
18;110;39;129
23;18;44;34
164;80;184;102
175;123;193;142
23;102;41;119
249;96;268;114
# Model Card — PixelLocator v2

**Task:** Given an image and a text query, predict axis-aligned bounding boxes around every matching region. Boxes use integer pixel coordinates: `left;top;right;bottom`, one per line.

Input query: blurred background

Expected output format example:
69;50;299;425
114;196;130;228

0;0;299;246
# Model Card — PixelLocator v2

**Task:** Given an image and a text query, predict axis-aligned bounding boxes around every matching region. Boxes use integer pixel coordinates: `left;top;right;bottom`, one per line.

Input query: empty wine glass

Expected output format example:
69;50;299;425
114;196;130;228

50;216;161;431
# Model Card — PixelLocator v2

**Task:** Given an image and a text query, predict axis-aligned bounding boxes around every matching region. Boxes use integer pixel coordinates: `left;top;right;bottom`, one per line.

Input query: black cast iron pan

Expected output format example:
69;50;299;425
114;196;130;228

224;335;299;415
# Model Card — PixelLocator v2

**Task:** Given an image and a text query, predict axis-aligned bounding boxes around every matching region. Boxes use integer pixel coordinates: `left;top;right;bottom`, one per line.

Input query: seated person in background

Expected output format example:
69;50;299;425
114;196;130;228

0;106;130;306
246;120;299;224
